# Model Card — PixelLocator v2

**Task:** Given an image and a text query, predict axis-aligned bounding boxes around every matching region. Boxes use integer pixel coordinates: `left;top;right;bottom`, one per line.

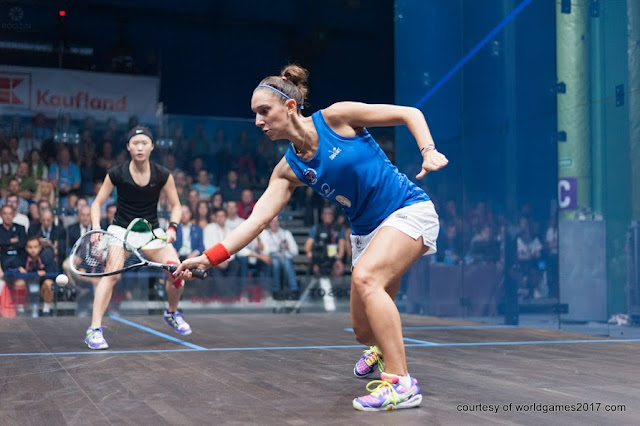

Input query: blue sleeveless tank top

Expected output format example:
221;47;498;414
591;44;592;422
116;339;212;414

285;110;429;235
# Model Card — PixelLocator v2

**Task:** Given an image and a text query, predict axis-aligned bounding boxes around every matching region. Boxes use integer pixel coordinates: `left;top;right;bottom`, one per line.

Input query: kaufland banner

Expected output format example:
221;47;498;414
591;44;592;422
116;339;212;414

0;65;159;122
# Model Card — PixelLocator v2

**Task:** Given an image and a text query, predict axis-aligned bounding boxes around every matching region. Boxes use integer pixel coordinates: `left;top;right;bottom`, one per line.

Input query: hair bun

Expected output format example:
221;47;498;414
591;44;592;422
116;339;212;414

281;65;309;99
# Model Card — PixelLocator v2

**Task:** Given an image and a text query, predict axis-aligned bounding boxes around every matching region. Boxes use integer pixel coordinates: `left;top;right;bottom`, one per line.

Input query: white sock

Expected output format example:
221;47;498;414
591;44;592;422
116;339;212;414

43;303;52;313
399;373;412;388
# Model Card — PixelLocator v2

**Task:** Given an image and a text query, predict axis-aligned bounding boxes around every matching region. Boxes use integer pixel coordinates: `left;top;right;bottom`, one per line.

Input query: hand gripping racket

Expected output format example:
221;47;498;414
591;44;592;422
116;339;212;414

69;229;208;279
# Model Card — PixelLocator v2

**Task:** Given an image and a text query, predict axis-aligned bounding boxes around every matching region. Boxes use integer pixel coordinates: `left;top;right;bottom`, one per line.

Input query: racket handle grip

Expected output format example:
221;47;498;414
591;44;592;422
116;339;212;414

165;265;208;279
191;269;208;279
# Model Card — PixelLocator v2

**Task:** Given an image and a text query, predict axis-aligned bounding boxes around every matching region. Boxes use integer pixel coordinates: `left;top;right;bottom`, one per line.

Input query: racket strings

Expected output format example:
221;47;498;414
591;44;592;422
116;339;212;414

71;232;144;276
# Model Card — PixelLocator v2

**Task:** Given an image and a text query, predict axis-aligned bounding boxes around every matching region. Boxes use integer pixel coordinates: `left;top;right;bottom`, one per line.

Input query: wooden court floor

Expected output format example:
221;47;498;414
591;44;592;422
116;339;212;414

1;313;639;425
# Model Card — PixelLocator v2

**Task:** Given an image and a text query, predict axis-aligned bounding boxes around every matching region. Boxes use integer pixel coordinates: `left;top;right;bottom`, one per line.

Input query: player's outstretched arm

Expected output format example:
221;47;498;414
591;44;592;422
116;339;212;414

174;158;302;278
324;102;448;178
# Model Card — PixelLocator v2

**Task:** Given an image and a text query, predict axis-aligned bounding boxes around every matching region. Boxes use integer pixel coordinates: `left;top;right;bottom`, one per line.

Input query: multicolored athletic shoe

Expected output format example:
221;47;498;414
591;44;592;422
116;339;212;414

354;345;385;378
163;309;192;335
352;372;422;411
85;327;109;350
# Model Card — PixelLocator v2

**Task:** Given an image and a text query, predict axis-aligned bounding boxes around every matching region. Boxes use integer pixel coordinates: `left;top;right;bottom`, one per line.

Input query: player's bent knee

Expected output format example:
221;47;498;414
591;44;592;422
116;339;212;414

351;269;380;299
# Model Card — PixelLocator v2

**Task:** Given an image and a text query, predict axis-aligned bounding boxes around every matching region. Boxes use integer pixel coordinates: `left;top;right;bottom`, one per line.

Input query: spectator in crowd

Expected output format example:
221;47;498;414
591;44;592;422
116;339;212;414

26;149;48;180
32;113;53;146
468;224;500;264
67;205;92;251
28;209;66;268
7;136;22;162
203;208;226;248
190;123;208;159
187;188;200;215
172;170;189;204
0;147;18;179
437;222;462;264
544;215;559;299
3;194;30;232
34;180;56;208
0;205;27;274
213;128;235;179
225;201;244;232
0;178;31;214
192;169;219;200
100;203;117;230
194;200;210;230
261;216;299;298
95;141;116;182
49;146;81;209
13;236;56;316
19;124;41;154
517;221;544;299
210;192;224;211
235;130;256;187
6;162;38;201
237;188;256;219
219;169;242;202
305;207;345;280
173;205;205;261
203;208;239;298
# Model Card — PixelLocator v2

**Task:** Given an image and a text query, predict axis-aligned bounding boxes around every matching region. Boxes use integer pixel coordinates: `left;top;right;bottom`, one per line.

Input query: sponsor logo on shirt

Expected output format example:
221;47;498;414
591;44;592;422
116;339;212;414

303;168;317;185
329;147;342;160
321;183;335;198
335;195;351;208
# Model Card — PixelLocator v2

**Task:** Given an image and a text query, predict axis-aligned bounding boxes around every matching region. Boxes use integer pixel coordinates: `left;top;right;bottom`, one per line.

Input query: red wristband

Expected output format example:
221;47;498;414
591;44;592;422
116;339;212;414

203;243;231;267
167;226;177;233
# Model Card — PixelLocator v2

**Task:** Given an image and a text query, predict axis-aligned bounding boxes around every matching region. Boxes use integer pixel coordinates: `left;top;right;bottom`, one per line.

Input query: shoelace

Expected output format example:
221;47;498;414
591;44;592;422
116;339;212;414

365;380;397;399
361;347;385;370
172;313;186;326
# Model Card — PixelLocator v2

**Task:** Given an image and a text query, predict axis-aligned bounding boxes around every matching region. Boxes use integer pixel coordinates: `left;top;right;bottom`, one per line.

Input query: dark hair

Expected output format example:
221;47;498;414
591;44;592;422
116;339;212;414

26;235;41;245
126;125;154;143
255;64;309;110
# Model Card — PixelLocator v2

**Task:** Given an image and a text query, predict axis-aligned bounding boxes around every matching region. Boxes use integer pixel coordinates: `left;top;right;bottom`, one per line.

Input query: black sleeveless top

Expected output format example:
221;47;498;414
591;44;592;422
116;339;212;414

108;161;170;228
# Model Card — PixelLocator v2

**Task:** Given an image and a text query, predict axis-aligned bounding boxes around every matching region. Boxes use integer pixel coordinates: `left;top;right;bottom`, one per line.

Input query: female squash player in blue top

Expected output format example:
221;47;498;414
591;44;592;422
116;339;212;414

175;65;448;411
86;126;191;350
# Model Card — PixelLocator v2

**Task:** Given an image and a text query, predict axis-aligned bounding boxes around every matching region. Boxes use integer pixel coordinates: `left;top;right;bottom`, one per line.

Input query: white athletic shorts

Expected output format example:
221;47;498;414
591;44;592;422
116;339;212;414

107;224;167;250
350;200;439;267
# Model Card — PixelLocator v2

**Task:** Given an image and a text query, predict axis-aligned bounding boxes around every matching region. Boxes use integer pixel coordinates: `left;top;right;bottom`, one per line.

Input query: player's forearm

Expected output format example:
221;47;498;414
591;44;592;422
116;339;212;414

405;108;436;152
220;217;269;255
169;204;181;226
90;203;102;229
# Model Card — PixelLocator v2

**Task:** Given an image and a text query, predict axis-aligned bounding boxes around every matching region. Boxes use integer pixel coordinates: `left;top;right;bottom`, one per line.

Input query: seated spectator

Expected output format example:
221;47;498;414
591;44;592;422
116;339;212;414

187;188;200;216
469;225;500;263
191;169;219;200
0;204;27;274
210;192;224;211
173;205;204;261
437;222;462;264
28;209;66;268
0;178;30;215
2;162;37;201
236;188;256;219
67;205;92;250
34;180;56;207
26;148;48;180
261;216;299;298
48;146;81;209
95;141;116;182
194;200;210;230
304;207;345;279
224;201;244;232
0;147;18;180
100;203;117;230
2;194;30;232
219;170;242;202
13;236;55;316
